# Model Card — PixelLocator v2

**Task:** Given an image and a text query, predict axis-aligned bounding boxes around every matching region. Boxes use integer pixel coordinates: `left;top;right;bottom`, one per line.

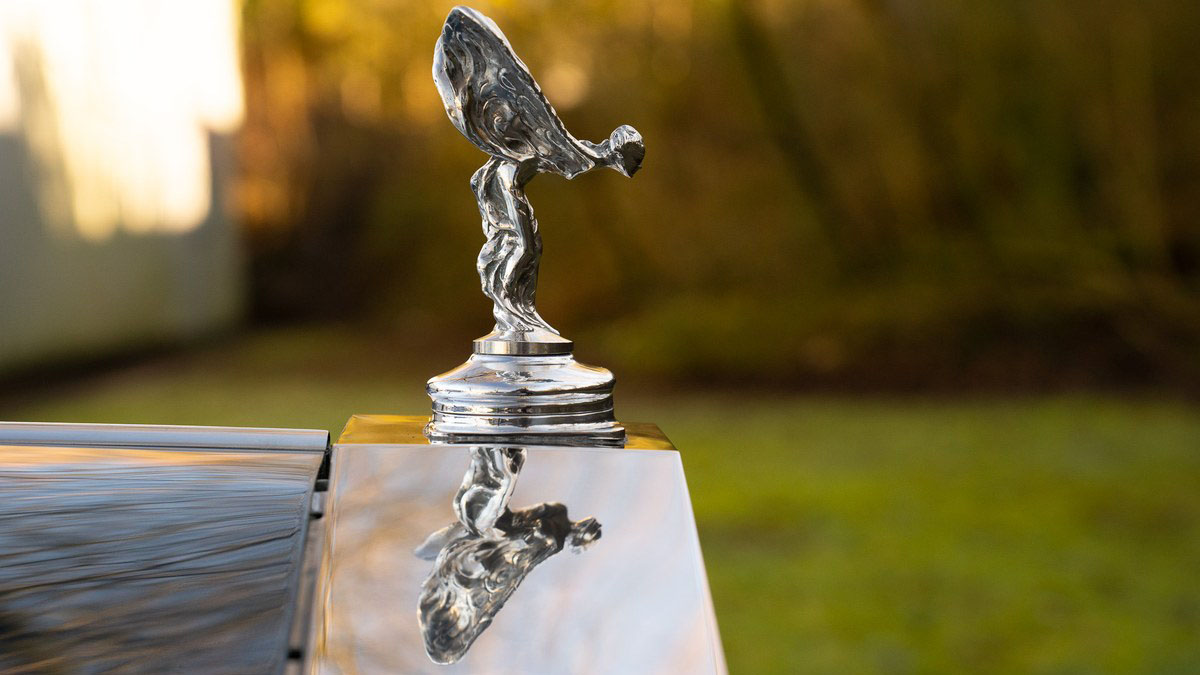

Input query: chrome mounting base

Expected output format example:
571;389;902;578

425;339;625;445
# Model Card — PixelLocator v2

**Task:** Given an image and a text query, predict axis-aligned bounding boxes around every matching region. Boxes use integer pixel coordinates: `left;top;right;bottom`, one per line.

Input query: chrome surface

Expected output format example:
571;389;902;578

471;329;572;356
450;447;525;535
340;414;674;450
427;354;623;443
0;442;324;673
313;434;725;674
426;7;644;441
415;446;601;664
0;420;330;452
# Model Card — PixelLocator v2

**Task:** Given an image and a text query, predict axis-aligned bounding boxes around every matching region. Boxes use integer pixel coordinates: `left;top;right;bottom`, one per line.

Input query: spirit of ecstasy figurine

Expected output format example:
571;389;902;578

426;6;645;443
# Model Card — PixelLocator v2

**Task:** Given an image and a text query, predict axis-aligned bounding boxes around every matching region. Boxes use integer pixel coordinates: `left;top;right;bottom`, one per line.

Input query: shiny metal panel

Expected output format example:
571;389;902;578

0;420;330;452
0;444;323;673
338;415;675;451
314;439;725;674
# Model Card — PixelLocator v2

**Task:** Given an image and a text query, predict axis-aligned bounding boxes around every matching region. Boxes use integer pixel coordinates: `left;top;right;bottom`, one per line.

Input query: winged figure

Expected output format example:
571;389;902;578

433;6;645;340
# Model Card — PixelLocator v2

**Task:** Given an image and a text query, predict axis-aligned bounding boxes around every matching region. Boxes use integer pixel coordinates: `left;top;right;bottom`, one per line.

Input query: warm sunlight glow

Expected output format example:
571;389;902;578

0;0;245;240
0;30;18;132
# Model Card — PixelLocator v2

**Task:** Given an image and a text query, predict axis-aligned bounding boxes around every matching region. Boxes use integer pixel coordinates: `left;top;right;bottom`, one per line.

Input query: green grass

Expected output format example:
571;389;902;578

4;329;1199;673
661;397;1200;673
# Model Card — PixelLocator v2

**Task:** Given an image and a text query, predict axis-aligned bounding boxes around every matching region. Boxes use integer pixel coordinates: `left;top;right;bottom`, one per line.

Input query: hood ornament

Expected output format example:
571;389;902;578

426;6;644;443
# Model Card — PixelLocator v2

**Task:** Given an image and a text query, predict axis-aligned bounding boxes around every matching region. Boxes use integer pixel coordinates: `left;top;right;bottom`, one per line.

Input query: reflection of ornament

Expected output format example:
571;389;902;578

426;6;644;443
452;446;524;536
414;446;601;665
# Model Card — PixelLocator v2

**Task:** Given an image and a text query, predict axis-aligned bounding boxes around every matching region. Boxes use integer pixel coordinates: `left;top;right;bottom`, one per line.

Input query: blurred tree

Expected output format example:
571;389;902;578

237;0;1200;390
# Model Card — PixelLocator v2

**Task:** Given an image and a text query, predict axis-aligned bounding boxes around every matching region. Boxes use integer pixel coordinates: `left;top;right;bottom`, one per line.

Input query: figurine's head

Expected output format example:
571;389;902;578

604;124;645;177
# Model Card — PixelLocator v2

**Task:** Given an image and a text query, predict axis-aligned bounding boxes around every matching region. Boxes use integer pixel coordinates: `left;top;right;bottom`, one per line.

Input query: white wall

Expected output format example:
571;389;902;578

0;1;245;372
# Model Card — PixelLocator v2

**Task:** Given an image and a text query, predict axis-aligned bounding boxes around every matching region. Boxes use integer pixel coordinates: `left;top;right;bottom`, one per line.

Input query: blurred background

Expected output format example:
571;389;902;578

1;0;1198;672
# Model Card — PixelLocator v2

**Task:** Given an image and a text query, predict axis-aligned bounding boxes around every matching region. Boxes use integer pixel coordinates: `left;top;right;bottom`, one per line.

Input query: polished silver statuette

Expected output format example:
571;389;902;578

426;6;644;443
